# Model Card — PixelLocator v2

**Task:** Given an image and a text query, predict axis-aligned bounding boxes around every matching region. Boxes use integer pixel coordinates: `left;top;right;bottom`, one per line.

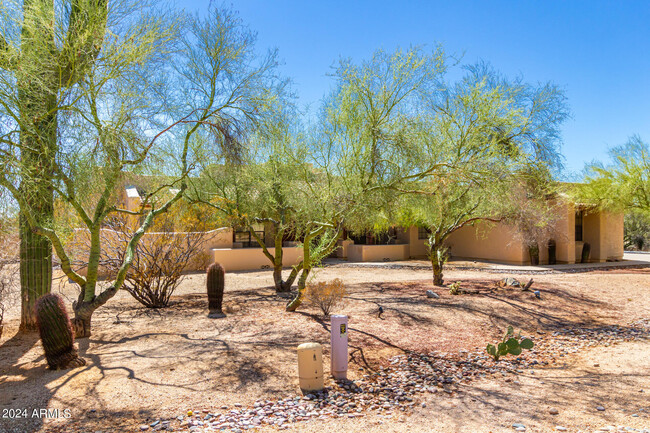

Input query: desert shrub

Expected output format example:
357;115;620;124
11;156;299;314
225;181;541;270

103;217;208;308
0;222;19;336
0;262;18;337
0;269;10;335
448;281;462;295
306;278;346;316
624;211;650;251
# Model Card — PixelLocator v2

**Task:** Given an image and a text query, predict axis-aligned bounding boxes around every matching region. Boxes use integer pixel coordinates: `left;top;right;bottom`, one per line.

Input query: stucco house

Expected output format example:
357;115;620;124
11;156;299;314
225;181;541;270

115;180;624;271
338;204;623;266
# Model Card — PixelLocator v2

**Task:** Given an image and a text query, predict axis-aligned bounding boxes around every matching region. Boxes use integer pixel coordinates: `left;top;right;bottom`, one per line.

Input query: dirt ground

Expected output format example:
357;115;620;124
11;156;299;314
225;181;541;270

0;264;649;433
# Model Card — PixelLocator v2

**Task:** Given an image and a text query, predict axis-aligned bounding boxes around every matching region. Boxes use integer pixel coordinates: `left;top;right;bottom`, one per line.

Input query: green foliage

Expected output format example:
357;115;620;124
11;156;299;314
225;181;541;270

486;325;534;362
624;211;650;250
448;281;462;295
207;262;225;315
501;172;564;254
1;3;286;335
35;294;86;370
580;136;650;212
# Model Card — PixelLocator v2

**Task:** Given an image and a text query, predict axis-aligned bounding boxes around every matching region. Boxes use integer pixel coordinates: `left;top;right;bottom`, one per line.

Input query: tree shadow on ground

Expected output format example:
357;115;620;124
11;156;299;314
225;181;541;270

0;331;82;433
344;278;614;335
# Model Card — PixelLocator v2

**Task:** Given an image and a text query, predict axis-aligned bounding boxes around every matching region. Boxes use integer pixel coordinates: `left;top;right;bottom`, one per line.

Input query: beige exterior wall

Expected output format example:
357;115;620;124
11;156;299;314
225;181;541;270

446;223;528;265
212;247;303;272
336;239;354;258
602;211;624;260
69;227;234;276
553;202;576;264
107;182;624;270
401;227;429;258
414;205;623;266
582;210;624;262
347;244;410;262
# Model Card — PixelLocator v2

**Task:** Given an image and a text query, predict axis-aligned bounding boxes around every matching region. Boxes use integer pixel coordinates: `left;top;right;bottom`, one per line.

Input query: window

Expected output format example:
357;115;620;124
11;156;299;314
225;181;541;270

575;211;583;242
234;230;265;248
418;226;431;240
349;228;398;245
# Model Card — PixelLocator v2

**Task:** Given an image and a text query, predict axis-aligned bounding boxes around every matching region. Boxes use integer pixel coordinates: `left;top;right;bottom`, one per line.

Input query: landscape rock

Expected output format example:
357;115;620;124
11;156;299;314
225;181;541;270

500;277;522;288
426;290;440;299
156;318;650;433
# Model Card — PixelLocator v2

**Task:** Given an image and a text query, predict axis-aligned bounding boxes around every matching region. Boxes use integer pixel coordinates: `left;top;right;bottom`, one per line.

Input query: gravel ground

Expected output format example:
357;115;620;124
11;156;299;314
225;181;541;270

1;264;649;433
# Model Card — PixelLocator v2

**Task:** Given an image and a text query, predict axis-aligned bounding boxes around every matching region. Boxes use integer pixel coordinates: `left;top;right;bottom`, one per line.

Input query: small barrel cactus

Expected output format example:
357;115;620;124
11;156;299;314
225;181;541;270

35;294;86;370
207;262;225;318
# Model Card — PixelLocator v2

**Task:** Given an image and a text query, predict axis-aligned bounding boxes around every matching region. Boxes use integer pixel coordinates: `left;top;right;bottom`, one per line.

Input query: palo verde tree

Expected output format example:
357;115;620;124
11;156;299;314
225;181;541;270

0;0;111;331
578;136;650;252
191;107;349;304
321;49;568;286
282;140;349;312
0;5;283;337
189;111;305;293
394;64;568;285
579;136;650;212
283;47;449;311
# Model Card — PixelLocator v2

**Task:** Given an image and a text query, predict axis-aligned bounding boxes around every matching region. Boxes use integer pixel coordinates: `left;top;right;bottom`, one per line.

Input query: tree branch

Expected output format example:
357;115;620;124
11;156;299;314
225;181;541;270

60;0;108;86
0;33;17;70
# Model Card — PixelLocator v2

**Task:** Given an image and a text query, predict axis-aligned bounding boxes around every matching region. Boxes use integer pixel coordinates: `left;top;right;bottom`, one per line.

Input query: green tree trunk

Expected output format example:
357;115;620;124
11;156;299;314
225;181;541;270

428;233;447;287
285;266;310;312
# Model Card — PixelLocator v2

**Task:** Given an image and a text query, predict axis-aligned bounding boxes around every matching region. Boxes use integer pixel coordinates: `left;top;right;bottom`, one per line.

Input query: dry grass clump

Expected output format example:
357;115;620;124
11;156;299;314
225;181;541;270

306;278;346;316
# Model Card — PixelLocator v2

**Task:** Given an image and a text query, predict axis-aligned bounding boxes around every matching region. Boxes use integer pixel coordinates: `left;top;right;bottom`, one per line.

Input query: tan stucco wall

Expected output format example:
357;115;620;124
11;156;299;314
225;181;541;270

402;227;429;258
347;244;410;262
602;211;624;260
583;212;603;262
582;210;624;262
553;202;575;264
69;227;234;276
212;247;303;272
336;239;354;258
446;223;528;265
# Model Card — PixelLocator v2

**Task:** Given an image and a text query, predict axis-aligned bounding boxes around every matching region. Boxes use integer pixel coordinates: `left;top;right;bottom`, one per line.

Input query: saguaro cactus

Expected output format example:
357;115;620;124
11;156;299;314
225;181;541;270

35;294;86;370
207;262;225;318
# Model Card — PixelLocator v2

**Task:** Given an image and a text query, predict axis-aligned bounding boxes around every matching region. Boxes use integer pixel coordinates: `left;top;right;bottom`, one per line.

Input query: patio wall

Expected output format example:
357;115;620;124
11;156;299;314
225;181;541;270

212;247;303;271
347;244;410;262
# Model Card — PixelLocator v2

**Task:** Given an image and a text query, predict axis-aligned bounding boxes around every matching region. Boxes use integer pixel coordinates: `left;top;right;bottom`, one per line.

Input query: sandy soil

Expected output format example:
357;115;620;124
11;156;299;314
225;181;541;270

0;265;649;433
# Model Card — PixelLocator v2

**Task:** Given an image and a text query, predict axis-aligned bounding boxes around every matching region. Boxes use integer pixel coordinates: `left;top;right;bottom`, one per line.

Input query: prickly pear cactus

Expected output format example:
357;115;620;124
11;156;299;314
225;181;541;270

35;294;86;370
207;262;225;317
486;325;534;361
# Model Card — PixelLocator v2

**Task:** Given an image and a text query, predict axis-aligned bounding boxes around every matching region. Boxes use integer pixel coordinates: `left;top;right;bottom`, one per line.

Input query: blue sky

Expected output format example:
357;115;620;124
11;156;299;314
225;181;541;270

187;1;650;177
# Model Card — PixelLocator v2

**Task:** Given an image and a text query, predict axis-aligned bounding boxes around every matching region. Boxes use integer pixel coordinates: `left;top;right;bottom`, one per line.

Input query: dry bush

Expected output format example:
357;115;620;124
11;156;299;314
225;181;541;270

101;216;208;308
306;278;346;316
0;268;13;334
0;220;19;334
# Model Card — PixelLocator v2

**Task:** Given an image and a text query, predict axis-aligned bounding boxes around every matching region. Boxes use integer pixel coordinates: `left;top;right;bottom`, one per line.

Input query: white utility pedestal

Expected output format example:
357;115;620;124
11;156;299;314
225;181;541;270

330;315;348;379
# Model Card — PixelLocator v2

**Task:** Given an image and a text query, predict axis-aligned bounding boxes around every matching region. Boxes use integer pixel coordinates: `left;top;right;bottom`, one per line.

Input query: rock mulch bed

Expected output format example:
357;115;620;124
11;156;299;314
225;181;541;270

140;353;530;433
327;261;650;275
138;320;649;432
533;319;650;359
